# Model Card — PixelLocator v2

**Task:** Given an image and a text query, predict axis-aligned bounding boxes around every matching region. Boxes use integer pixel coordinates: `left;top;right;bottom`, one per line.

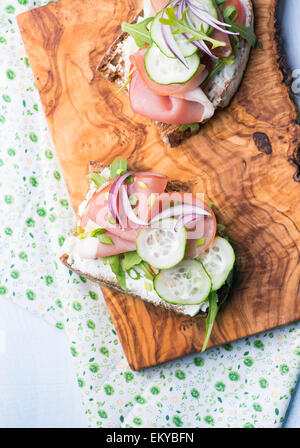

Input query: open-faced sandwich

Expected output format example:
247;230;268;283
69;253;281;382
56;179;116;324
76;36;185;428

98;0;256;147
61;159;236;350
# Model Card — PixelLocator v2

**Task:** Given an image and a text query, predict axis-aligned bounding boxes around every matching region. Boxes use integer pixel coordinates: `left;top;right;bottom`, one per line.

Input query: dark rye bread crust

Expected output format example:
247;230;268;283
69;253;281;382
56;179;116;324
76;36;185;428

60;161;234;317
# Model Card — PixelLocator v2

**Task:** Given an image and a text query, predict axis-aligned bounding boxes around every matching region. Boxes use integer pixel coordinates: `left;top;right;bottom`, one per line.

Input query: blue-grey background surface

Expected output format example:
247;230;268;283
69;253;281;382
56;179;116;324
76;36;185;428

0;0;299;428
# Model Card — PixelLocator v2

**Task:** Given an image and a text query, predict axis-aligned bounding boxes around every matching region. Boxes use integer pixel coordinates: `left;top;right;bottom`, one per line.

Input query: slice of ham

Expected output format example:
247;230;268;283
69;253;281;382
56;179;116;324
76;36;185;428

174;88;215;121
95;232;136;258
127;172;168;222
75;234;136;259
129;70;214;125
80;173;168;245
130;49;208;97
79;175;217;258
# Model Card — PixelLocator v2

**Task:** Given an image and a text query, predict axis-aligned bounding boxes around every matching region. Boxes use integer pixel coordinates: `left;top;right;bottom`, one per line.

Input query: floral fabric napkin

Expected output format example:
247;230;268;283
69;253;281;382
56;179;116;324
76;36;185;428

0;0;299;428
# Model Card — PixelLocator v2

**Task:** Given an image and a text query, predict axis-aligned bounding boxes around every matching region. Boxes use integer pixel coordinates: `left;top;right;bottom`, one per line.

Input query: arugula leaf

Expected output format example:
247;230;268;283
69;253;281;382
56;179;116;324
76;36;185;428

202;291;219;352
87;173;107;187
223;6;257;47
122;251;142;271
204;40;239;82
121;17;153;49
217;223;225;233
228;21;257;47
179;122;200;135
105;255;127;291
160;6;226;50
110;158;128;178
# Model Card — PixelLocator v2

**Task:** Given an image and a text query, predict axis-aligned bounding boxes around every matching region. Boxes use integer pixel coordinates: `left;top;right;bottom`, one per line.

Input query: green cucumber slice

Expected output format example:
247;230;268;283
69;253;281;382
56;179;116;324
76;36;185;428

154;259;212;305
187;0;218;35
198;237;235;291
136;218;187;269
151;11;198;59
144;43;201;85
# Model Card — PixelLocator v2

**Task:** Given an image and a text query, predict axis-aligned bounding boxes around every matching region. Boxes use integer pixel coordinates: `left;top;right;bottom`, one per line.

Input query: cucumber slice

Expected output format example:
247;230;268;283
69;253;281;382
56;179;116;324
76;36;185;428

187;0;218;35
154;259;212;305
144;43;200;85
151;11;198;59
136;218;187;269
198;237;235;291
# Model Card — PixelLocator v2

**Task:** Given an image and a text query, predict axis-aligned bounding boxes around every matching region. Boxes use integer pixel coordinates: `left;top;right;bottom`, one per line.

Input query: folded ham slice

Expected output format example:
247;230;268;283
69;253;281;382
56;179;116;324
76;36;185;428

74;234;136;259
129;69;214;125
80;173;168;255
174;88;215;121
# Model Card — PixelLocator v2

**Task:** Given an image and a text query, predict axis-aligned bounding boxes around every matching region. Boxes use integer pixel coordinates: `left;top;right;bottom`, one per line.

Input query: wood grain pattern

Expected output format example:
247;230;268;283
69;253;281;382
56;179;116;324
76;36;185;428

17;0;300;370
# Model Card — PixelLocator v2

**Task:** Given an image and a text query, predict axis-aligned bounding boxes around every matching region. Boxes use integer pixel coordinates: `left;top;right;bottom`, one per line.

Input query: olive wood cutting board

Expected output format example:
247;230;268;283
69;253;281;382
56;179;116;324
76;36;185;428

17;0;300;370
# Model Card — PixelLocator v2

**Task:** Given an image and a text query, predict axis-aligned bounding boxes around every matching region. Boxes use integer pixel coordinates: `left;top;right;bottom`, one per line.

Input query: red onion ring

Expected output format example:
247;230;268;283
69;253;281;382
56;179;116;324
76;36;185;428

187;0;239;35
108;171;134;230
120;185;148;226
181;2;217;59
161;0;189;68
174;213;203;232
149;204;211;224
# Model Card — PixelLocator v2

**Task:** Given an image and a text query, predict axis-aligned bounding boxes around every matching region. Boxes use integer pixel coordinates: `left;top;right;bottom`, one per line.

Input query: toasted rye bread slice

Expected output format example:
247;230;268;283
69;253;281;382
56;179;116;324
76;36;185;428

60;161;234;317
97;0;254;147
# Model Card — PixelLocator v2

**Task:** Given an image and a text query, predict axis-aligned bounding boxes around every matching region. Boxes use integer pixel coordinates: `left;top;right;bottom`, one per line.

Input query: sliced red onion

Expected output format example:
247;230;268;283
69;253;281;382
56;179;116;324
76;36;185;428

120;185;148;226
177;0;185;18
194;39;217;58
174;213;203;232
161;3;189;68
181;2;217;59
150;204;210;224
108;171;134;230
187;0;239;35
187;0;233;26
189;6;238;35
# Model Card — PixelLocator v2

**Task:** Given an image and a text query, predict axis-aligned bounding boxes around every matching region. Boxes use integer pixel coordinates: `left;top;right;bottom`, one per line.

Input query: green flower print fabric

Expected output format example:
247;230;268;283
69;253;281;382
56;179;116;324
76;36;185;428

0;1;299;428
